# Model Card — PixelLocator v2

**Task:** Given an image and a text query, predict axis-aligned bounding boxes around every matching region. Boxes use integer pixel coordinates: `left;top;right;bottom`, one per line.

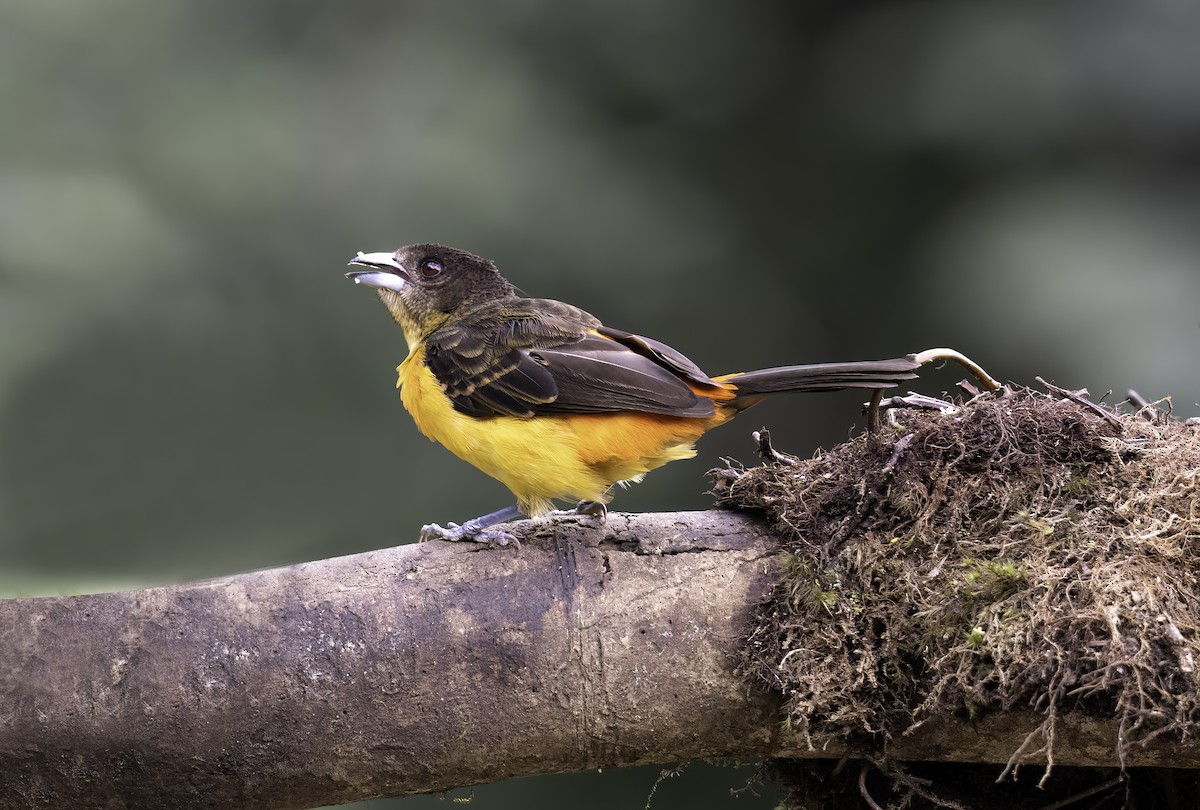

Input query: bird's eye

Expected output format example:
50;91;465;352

420;259;443;278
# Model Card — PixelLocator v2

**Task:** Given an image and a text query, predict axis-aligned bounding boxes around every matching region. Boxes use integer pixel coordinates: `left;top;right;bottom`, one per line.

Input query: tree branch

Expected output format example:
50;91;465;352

0;512;785;809
1;508;1196;809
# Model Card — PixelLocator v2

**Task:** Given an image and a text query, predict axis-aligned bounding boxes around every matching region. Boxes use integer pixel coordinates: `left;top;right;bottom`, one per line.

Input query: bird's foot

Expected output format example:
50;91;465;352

419;504;524;548
419;521;520;548
549;500;608;526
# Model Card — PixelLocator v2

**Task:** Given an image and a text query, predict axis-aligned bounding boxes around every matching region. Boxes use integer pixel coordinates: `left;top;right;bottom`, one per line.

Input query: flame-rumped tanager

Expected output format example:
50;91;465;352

347;244;990;545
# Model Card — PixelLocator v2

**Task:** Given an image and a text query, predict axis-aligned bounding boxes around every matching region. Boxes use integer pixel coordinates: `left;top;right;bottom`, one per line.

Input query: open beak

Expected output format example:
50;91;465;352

346;252;409;292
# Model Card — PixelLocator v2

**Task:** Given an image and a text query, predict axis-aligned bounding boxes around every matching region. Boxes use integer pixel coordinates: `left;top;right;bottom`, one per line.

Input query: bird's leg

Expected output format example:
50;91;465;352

419;503;523;548
548;499;608;525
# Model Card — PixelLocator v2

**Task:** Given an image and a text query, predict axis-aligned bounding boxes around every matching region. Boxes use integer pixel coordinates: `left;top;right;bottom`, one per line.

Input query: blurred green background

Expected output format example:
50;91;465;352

2;0;1198;807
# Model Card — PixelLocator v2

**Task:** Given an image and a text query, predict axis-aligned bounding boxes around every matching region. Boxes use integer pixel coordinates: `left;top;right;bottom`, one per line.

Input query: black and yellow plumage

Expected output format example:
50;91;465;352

348;244;932;542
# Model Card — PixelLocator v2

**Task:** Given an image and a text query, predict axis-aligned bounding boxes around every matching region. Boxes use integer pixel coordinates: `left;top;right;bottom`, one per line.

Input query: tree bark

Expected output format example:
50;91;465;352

0;511;783;809
0;510;1193;810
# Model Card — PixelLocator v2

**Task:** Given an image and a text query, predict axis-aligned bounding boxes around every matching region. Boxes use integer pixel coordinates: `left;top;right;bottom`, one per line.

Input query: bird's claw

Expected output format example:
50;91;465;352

419;521;520;548
573;500;608;522
548;500;608;526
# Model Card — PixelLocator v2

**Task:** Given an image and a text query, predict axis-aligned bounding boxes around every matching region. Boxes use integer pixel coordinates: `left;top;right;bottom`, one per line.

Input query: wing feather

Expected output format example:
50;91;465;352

423;300;715;419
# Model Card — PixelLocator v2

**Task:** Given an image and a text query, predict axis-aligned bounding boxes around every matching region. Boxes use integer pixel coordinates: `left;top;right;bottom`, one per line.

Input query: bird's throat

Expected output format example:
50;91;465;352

376;289;441;352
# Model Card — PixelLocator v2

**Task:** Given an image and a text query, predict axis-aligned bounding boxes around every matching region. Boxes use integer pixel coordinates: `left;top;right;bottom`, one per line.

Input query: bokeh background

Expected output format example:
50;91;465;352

3;1;1198;807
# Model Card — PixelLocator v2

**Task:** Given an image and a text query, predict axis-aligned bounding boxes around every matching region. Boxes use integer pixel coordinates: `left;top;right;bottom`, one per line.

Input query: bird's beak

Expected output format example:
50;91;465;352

346;252;409;292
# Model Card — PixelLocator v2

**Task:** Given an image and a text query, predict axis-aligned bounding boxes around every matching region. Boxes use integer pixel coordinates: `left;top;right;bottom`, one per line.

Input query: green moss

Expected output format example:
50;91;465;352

960;558;1027;601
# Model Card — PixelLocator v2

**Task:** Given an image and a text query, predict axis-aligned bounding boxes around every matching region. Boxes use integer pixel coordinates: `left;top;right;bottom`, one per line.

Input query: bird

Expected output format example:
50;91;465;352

347;244;988;545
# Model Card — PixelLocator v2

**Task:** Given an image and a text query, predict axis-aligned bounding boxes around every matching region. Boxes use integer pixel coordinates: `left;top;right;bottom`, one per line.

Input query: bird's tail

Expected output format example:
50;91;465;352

716;355;920;408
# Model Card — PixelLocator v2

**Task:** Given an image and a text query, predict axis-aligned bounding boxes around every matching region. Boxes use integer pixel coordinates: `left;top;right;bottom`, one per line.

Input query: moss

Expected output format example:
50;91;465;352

715;388;1200;773
959;558;1027;601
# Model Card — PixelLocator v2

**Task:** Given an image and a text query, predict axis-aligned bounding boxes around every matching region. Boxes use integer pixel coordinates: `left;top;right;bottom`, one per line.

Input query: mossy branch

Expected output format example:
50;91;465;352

2;389;1199;809
716;387;1200;796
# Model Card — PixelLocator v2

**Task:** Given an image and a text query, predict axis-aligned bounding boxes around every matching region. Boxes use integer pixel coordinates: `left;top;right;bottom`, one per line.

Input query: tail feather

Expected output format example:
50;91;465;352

721;355;920;398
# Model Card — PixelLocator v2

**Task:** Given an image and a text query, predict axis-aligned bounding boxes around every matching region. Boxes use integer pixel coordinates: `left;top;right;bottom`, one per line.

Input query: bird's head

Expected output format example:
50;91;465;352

347;244;516;346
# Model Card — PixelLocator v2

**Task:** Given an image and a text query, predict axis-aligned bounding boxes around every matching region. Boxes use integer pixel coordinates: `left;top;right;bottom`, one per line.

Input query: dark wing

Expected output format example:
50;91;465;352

527;334;717;417
594;325;721;389
424;300;717;419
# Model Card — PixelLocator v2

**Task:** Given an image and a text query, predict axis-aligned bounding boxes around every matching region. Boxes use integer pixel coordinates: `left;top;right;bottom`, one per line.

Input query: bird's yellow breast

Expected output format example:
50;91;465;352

396;346;727;516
